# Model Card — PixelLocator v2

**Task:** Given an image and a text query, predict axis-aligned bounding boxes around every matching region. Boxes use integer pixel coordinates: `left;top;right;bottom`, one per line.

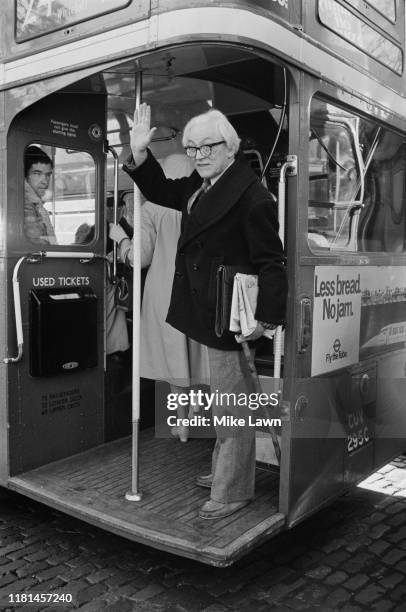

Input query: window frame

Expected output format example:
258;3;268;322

307;95;406;256
15;0;132;43
23;141;98;249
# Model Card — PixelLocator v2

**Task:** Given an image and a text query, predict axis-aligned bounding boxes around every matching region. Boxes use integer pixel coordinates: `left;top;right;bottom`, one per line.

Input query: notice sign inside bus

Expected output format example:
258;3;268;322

311;266;362;376
16;0;132;42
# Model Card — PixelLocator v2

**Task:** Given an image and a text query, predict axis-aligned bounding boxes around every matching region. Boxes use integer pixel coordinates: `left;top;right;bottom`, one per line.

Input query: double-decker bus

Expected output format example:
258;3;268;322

0;0;405;566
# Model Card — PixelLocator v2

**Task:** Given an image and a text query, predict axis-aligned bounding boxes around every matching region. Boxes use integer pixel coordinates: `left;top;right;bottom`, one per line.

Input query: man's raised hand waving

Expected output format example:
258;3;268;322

130;103;157;166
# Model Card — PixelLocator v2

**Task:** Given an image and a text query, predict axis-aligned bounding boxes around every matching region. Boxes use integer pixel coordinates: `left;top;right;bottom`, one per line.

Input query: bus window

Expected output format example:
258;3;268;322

308;98;406;253
16;0;132;42
318;0;402;73
363;0;396;22
24;143;96;246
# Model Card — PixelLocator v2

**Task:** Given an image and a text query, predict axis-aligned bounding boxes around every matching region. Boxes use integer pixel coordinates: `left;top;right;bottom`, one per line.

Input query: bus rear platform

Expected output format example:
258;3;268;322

7;430;284;567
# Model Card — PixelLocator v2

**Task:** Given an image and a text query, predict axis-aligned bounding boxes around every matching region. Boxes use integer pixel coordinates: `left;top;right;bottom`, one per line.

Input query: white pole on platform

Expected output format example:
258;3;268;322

126;67;143;501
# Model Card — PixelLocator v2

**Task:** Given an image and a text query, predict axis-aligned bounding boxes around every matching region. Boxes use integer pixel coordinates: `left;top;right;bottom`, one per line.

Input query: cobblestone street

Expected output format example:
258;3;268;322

1;455;406;611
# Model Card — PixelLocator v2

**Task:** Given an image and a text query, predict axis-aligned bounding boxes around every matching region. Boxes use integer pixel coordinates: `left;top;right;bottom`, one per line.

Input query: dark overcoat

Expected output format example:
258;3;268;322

123;151;287;350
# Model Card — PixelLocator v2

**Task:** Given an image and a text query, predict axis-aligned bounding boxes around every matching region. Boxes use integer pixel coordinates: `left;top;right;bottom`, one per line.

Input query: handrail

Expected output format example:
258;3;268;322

104;143;120;282
3;256;26;364
274;154;297;380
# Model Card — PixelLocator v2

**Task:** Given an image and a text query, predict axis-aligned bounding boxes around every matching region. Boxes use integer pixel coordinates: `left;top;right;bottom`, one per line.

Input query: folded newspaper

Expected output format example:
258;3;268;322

229;273;276;342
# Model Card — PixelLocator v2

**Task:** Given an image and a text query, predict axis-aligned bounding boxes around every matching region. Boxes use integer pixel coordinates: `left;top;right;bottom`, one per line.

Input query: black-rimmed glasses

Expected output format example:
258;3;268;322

184;141;225;158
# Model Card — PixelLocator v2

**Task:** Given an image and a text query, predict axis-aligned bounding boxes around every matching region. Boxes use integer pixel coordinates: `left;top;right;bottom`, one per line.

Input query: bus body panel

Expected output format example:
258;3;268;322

0;255;8;485
5;87;107;475
5;0;405;103
0;5;405;128
375;347;406;467
283;72;406;526
3;1;296;64
6;258;105;475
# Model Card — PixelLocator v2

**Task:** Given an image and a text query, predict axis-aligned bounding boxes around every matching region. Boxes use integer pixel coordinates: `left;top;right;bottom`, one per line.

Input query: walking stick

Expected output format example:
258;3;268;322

241;340;281;464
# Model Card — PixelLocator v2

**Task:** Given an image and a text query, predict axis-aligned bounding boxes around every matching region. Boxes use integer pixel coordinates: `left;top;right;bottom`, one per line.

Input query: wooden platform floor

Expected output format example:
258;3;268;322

9;430;284;566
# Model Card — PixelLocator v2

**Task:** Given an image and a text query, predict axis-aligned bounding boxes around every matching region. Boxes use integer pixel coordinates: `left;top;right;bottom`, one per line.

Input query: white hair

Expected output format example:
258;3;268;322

182;109;241;154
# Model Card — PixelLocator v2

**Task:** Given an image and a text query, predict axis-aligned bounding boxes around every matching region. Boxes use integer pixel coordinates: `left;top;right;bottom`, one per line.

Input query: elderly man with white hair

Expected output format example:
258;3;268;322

110;103;287;519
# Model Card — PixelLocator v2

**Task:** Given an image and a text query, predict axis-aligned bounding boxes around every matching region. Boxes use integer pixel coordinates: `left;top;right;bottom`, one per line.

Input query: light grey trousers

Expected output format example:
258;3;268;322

206;347;256;503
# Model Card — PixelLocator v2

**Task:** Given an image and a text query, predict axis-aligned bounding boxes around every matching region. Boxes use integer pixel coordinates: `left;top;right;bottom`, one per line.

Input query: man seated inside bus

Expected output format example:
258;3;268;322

24;145;57;245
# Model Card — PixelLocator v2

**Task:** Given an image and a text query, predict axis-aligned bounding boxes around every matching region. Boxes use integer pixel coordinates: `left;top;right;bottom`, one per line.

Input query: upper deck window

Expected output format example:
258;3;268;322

318;0;403;74
365;0;396;22
16;0;131;42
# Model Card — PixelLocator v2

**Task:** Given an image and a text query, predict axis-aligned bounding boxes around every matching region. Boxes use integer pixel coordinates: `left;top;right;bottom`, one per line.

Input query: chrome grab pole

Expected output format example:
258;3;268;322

105;144;120;282
126;66;143;502
274;155;297;380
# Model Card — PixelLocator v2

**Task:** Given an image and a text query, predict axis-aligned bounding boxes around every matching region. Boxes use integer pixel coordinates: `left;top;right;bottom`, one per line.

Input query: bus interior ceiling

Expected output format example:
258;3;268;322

103;45;288;194
9;44;287;564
